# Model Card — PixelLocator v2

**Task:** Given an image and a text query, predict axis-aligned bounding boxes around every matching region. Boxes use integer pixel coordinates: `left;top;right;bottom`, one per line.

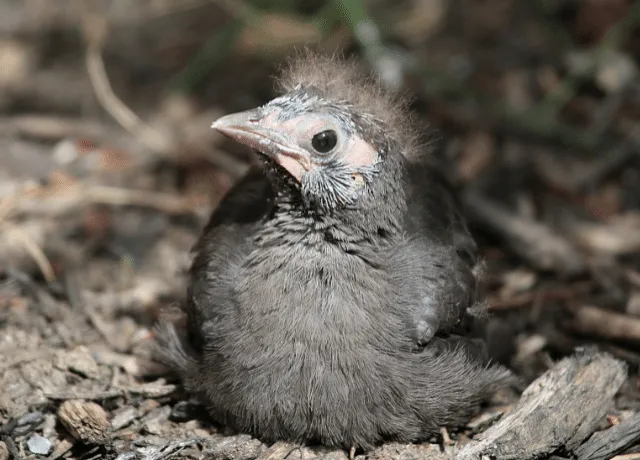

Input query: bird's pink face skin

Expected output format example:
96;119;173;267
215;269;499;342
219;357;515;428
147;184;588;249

212;107;378;182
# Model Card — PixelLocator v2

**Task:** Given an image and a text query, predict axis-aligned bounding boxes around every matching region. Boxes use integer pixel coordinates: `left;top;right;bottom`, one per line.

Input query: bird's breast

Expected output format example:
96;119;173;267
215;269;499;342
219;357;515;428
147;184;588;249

200;241;417;439
227;244;408;357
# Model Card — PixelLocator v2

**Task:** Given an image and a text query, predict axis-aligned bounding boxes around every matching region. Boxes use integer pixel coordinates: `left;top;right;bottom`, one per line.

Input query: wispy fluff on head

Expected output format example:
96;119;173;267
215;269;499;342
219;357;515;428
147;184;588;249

275;50;422;159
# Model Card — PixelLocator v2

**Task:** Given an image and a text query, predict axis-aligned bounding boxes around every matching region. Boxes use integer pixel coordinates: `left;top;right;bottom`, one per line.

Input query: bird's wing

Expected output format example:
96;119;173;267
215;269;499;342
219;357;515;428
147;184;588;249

402;159;480;340
154;165;273;381
188;166;273;353
404;159;477;267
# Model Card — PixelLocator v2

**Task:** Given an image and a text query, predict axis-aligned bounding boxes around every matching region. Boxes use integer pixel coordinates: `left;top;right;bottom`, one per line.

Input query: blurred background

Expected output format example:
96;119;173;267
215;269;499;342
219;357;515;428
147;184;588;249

1;0;640;457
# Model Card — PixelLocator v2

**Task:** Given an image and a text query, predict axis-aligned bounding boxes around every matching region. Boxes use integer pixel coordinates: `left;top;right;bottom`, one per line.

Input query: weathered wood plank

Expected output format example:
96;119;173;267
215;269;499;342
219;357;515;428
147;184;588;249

455;349;627;460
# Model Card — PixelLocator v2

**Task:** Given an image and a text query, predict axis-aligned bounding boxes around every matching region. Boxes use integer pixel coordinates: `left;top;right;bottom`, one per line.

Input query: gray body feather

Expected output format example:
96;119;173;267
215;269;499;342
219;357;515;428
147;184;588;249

155;156;510;449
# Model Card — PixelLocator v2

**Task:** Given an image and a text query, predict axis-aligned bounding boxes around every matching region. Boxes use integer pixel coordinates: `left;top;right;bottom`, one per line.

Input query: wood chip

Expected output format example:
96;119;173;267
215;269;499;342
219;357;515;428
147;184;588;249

203;434;266;460
356;443;447;459
574;412;640;460
55;346;101;379
58;400;110;444
285;446;348;459
257;441;297;459
456;349;627;460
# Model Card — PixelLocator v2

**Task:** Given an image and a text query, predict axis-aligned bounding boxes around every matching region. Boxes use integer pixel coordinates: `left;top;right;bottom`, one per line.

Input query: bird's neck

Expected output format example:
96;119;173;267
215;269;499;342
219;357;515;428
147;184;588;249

256;156;408;251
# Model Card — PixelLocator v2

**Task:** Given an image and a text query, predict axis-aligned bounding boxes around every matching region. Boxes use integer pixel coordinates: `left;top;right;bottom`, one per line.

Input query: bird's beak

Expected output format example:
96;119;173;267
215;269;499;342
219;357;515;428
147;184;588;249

212;109;312;179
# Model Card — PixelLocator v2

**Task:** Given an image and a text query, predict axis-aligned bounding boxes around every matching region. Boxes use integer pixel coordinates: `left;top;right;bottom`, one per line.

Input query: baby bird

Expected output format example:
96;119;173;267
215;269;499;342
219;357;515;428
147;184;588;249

155;53;511;450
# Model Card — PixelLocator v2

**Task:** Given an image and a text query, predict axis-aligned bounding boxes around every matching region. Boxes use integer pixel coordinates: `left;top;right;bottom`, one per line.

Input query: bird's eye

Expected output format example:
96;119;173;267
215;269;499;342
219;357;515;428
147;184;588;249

311;130;338;154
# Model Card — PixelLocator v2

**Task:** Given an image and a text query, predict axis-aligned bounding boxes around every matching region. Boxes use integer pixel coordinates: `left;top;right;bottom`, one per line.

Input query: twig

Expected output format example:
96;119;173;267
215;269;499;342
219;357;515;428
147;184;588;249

86;306;124;352
87;185;199;213
145;438;204;460
601;344;640;366
44;389;124;401
1;225;56;283
11;184;200;217
464;192;585;275
567;305;640;343
81;13;172;155
117;381;177;398
489;282;592;310
0;197;15;221
0;115;120;143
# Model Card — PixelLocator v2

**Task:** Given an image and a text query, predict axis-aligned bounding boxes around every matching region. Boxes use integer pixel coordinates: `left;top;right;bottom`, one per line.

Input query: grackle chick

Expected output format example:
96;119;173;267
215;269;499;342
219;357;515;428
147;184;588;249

155;53;512;450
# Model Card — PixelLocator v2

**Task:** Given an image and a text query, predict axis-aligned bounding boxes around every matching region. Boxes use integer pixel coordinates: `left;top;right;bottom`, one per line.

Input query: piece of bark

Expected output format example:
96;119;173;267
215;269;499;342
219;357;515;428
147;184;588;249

455;349;627;460
357;443;450;460
574;412;640;460
110;406;138;431
57;400;111;445
203;434;266;460
285;446;349;459
257;441;297;459
137;437;204;460
464;192;585;275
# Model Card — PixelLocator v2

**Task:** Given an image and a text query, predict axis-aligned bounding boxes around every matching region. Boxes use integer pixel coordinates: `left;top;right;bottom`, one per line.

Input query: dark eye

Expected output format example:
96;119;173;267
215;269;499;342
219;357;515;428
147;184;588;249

311;130;338;153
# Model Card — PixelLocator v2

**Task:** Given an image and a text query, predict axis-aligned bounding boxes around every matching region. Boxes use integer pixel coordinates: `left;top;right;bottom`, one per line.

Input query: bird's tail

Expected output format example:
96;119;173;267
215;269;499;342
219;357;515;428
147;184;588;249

416;336;516;430
152;320;202;391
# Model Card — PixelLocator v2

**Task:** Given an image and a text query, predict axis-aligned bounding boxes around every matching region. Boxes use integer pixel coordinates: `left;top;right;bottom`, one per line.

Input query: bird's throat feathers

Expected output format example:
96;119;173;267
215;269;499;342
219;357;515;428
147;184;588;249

254;151;409;255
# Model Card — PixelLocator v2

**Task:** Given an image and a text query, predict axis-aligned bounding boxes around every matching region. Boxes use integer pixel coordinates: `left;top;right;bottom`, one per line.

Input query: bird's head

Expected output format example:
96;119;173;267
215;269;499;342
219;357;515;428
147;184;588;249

212;53;417;214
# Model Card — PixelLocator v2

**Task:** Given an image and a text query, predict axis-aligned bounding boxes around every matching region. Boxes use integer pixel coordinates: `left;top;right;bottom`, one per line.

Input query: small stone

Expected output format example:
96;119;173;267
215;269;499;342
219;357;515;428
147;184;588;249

58;400;110;444
27;435;52;456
